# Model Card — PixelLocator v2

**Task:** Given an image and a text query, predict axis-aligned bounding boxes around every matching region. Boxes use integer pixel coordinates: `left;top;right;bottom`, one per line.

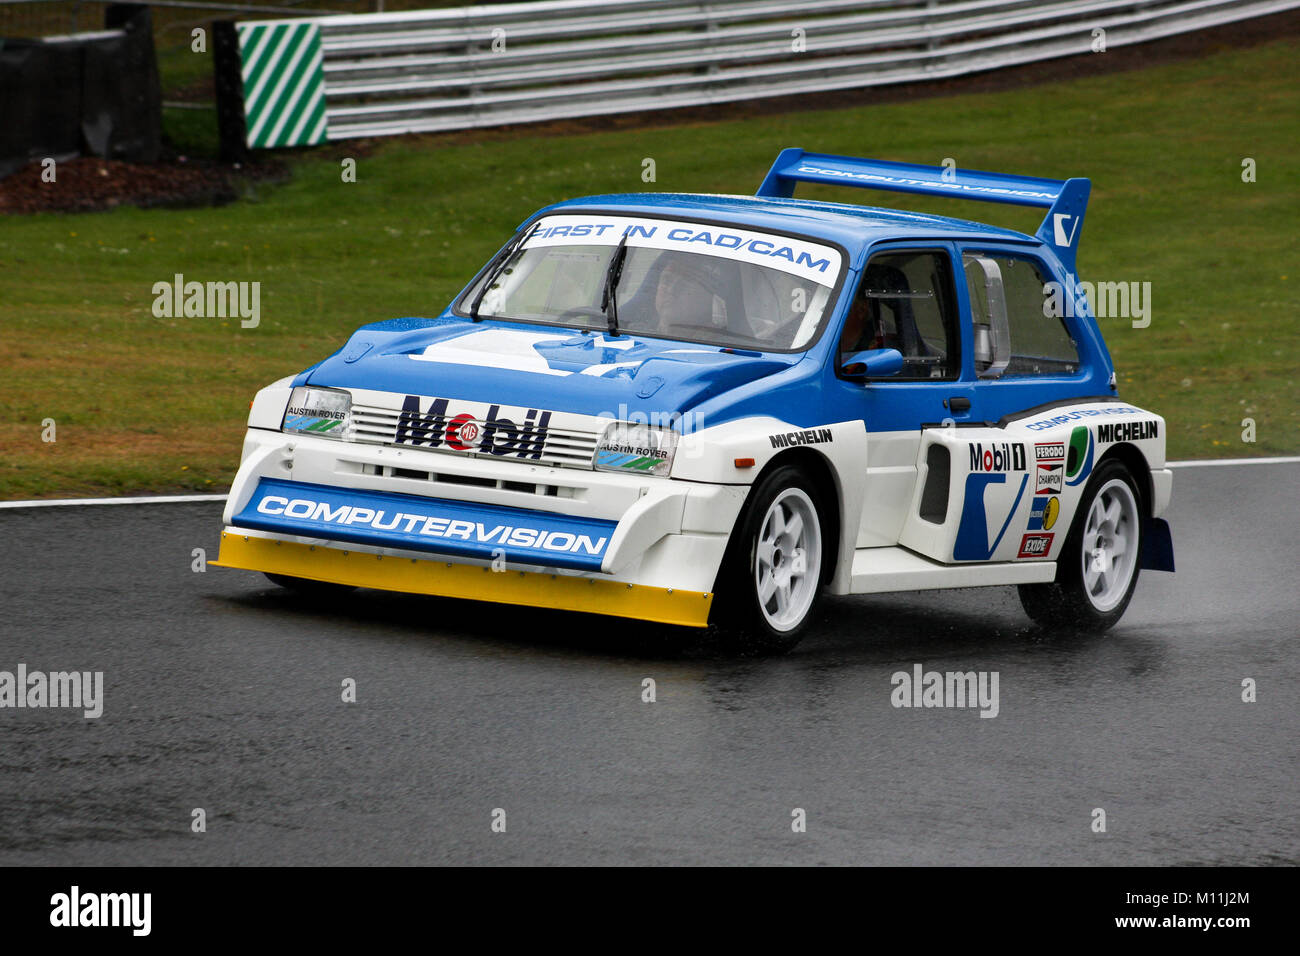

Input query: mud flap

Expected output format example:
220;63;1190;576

1141;517;1175;572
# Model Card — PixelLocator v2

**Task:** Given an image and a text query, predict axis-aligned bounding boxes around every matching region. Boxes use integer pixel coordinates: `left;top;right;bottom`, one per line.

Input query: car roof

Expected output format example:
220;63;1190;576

539;192;1041;253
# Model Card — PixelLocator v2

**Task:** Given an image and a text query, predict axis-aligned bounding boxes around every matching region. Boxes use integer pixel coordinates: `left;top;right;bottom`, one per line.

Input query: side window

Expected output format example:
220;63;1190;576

964;253;1080;377
838;250;960;380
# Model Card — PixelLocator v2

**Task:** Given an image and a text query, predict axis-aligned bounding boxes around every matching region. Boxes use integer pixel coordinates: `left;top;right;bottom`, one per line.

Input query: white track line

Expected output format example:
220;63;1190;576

0;494;229;510
1166;456;1300;468
0;457;1295;509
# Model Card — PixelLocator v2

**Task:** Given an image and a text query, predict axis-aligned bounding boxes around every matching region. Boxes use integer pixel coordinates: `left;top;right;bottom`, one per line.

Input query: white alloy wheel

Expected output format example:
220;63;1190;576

753;487;822;632
1080;477;1140;612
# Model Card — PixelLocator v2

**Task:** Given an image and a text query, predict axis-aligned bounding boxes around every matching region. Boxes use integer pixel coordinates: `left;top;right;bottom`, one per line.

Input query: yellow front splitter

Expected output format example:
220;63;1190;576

212;531;714;628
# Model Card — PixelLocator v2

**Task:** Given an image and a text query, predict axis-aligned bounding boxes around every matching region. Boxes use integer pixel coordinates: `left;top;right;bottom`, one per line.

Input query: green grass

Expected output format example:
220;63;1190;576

1;38;1296;498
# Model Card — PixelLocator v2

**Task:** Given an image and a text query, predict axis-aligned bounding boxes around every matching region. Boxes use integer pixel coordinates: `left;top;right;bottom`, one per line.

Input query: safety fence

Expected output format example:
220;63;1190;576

26;0;1293;152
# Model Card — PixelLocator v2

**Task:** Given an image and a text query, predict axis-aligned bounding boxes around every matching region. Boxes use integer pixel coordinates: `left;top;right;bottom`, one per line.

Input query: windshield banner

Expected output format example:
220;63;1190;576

522;214;842;286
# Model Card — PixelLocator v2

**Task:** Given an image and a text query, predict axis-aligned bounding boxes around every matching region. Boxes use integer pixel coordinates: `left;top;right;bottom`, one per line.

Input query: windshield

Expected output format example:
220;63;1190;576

456;214;844;352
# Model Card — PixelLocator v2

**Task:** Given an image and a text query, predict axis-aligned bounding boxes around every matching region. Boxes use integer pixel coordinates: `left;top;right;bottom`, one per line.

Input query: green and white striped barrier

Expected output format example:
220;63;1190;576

236;20;326;149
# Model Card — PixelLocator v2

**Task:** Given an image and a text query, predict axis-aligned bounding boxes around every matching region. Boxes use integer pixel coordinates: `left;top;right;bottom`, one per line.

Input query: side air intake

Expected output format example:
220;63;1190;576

919;444;950;525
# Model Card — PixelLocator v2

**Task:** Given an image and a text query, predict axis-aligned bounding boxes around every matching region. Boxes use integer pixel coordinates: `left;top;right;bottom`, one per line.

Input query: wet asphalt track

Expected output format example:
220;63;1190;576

0;461;1295;866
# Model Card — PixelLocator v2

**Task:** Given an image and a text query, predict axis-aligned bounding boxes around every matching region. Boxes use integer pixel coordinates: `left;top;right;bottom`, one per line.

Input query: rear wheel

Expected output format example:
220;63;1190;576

712;465;826;654
1018;459;1143;631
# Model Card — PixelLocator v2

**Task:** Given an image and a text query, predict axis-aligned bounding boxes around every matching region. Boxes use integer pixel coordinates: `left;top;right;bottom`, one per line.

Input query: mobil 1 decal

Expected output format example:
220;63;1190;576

953;441;1028;561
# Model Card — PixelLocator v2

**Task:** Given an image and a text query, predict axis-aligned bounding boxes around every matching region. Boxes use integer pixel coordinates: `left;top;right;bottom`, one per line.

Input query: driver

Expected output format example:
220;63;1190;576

653;254;720;335
839;286;898;364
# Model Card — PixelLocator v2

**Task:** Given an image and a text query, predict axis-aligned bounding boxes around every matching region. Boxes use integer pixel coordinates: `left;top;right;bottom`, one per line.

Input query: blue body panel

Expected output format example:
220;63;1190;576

296;154;1116;435
232;478;616;571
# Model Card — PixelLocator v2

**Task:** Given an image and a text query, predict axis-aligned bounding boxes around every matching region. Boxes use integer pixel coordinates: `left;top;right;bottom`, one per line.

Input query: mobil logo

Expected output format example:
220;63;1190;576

396;395;552;460
968;441;1026;473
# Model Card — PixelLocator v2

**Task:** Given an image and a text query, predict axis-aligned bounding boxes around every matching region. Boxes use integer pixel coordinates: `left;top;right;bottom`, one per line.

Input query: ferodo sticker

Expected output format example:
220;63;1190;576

1034;442;1065;495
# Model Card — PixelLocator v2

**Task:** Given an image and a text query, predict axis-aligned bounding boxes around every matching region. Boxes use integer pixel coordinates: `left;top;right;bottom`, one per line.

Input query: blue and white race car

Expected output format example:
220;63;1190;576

215;150;1174;651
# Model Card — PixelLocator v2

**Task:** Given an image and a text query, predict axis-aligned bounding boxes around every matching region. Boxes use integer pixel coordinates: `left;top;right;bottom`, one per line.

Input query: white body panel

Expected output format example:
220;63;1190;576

854;430;919;548
850;547;1056;593
229;385;1170;602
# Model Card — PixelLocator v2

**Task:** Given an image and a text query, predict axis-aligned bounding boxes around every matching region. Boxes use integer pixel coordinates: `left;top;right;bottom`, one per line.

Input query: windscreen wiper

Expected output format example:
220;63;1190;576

469;221;539;322
600;233;630;337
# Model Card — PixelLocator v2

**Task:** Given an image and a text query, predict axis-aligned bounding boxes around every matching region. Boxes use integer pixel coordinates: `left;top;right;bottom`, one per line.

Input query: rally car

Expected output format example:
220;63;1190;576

214;149;1174;652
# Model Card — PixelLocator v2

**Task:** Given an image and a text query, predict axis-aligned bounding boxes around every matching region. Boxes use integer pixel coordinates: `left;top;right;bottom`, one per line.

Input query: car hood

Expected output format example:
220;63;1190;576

305;317;799;419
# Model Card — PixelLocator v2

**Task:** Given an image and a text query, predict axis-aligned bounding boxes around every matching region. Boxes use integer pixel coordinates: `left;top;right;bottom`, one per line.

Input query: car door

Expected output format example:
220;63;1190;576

958;245;1093;421
824;242;977;547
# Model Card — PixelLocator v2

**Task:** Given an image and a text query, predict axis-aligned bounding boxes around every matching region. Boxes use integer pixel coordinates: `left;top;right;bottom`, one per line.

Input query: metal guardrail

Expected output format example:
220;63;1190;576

219;0;1300;146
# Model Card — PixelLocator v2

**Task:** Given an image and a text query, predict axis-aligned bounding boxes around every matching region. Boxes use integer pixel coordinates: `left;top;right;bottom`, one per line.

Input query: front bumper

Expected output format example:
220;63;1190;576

214;428;749;625
212;531;715;627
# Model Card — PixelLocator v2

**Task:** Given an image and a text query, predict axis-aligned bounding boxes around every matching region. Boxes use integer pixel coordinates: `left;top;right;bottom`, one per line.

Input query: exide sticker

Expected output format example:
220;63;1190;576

1018;533;1054;558
396;395;551;460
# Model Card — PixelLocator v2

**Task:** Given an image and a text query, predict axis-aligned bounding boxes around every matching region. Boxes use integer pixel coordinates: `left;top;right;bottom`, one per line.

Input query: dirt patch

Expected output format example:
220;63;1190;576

0;154;287;215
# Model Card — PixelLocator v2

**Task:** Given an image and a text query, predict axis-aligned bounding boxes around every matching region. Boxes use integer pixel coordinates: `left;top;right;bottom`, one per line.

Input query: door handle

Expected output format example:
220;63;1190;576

946;396;971;413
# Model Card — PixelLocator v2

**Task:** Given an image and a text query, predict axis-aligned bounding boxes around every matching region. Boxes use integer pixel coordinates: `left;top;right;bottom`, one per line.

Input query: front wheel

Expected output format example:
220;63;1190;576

1018;459;1143;631
712;465;826;654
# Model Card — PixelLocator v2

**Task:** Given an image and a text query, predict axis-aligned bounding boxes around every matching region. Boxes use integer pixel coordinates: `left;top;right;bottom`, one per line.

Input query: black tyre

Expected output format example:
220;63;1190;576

711;464;827;654
1018;459;1143;631
264;573;357;597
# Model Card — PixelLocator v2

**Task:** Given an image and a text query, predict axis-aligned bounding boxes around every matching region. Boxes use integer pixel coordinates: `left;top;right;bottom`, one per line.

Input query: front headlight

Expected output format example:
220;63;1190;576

594;421;679;477
282;386;352;439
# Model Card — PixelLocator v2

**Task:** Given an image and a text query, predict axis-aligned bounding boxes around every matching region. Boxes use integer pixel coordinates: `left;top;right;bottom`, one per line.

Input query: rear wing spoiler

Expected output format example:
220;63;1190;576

757;149;1091;272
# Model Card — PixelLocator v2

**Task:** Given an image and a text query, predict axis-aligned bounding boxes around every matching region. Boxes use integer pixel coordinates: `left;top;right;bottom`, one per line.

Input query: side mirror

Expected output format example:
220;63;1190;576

842;348;903;379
